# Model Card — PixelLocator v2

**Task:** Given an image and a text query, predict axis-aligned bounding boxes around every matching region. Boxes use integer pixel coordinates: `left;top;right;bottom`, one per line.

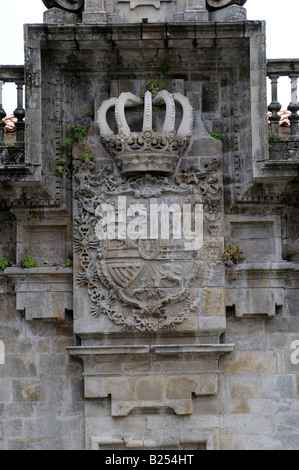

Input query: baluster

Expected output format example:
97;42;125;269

287;73;299;139
268;74;281;136
13;81;25;147
0;81;6;146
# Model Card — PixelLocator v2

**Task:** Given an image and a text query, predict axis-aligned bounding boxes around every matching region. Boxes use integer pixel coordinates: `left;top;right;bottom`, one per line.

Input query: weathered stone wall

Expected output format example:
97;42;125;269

219;303;299;450
0;11;298;450
0;288;84;449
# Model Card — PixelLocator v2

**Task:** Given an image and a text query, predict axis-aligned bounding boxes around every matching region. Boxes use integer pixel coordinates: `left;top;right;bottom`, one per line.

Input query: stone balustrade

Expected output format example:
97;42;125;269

267;59;299;139
0;66;25;148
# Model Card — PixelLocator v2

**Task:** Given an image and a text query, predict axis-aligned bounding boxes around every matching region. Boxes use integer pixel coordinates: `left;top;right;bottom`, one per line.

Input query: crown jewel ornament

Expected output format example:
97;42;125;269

97;90;193;175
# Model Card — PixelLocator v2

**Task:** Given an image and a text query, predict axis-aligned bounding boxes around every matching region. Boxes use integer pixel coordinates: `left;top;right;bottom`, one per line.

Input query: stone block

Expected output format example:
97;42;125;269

262;375;296;399
135;377;164;401
43;8;79;24
230;376;259;399
203;287;225;316
3;419;23;438
82;13;107;23
188;135;222;157
0;379;12;402
184;10;209;22
4;403;36;418
39;354;69;379
13;379;45;402
222;350;277;374
1;354;38;378
166;377;199;399
17;221;72;266
15;269;73;321
225;215;282;262
276;414;299;433
202;237;223;260
199;374;218;396
226;287;284;317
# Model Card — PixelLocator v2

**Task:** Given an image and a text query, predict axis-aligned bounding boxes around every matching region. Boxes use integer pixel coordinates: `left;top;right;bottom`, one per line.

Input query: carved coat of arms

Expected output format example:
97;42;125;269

73;91;223;333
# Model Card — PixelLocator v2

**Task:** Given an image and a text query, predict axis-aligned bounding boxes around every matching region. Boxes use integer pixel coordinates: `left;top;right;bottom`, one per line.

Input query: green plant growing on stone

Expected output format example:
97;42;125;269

210;132;223;141
60;124;88;148
140;76;167;100
55;158;67;175
88;108;94;119
268;129;278;141
139;76;167;112
160;63;169;74
59;123;95;175
0;258;13;271
54;257;73;270
221;241;245;266
80;152;94;163
68;123;87;144
20;255;37;268
60;137;73;148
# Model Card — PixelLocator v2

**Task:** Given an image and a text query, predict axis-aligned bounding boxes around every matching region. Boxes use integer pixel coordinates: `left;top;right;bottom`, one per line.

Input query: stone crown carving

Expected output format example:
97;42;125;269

97;91;193;175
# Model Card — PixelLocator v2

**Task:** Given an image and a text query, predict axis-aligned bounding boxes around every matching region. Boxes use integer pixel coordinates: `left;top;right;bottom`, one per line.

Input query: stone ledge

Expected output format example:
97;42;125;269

26;21;264;46
67;343;234;357
5;267;73;321
90;429;215;450
254;160;299;182
68;343;234;416
226;261;296;273
226;287;284;317
225;262;298;317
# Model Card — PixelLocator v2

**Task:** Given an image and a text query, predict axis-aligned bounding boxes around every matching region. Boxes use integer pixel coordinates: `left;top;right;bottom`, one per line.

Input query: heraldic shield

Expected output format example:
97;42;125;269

73;163;208;333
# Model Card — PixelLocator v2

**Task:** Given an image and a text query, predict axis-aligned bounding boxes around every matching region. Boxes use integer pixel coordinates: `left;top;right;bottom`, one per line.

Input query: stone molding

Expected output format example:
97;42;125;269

90;429;214;450
68;344;234;416
6;267;73;321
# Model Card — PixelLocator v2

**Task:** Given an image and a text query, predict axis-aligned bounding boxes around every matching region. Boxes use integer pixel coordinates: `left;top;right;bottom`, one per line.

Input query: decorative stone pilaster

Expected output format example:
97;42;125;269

184;0;209;21
82;0;107;23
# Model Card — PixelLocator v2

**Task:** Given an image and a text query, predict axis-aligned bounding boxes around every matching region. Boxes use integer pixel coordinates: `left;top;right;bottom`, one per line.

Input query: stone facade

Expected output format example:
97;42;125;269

0;0;298;450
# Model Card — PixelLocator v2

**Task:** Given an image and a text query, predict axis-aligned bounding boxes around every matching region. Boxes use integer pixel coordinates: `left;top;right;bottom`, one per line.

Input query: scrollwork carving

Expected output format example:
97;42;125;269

73;160;211;332
176;158;222;213
42;0;84;11
206;0;247;10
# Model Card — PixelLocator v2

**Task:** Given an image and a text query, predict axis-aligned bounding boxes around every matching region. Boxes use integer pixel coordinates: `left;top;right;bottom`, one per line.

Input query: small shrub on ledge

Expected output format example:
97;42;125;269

139;76;167;100
44;258;73;270
20;255;37;269
0;258;13;271
54;258;73;270
221;241;245;266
